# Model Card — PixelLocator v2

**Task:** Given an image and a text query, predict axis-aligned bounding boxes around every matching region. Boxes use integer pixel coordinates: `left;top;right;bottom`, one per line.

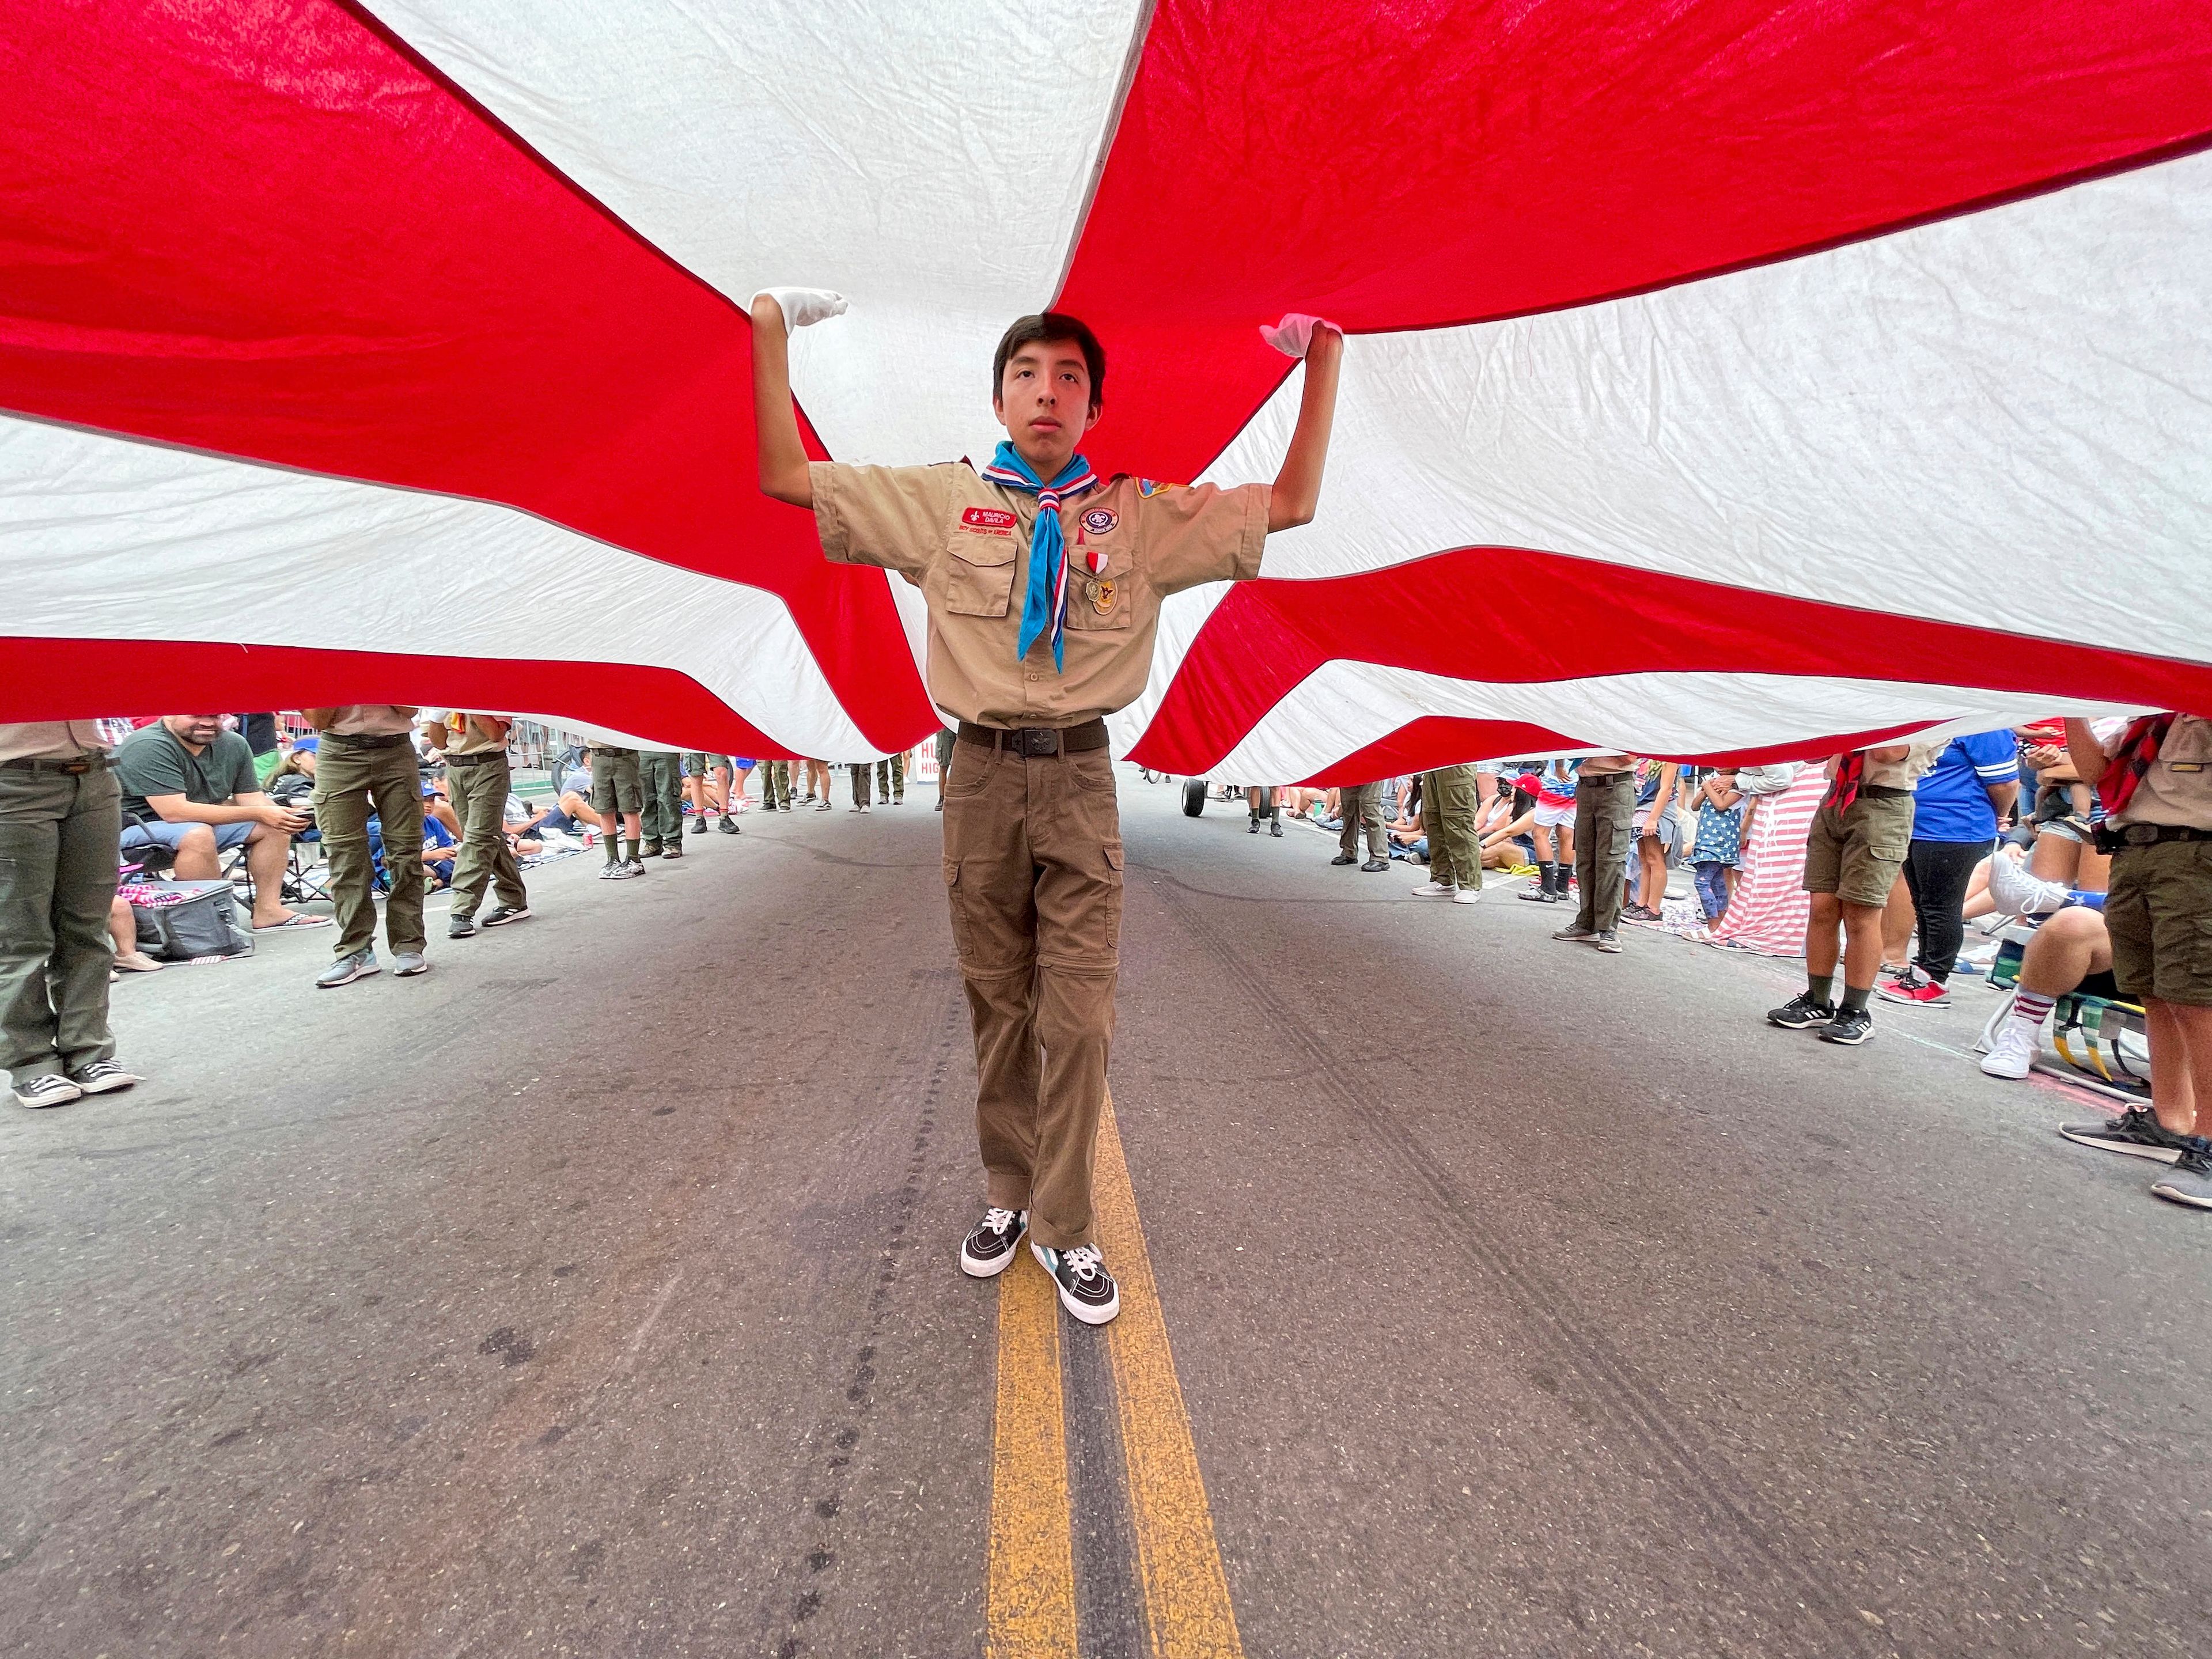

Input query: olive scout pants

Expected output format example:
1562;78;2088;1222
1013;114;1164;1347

1422;764;1482;890
1339;781;1388;862
941;733;1124;1251
877;751;905;800
1571;770;1637;935
0;761;120;1084
313;736;425;961
759;760;790;809
444;754;527;921
638;751;684;843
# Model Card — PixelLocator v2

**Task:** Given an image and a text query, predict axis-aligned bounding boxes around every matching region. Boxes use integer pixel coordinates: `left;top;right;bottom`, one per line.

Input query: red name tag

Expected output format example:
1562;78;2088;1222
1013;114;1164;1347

960;506;1017;535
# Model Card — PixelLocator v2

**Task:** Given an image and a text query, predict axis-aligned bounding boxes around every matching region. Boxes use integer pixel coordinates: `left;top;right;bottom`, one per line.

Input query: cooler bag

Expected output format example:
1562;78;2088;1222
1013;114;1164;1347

127;880;255;961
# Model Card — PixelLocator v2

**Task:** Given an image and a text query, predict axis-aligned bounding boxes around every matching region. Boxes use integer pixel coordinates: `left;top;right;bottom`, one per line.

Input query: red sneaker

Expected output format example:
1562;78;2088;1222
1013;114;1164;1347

1875;968;1953;1007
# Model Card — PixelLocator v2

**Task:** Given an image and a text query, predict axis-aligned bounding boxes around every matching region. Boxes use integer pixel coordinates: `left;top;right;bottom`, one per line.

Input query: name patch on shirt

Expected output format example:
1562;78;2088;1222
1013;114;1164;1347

1081;507;1119;536
960;506;1018;536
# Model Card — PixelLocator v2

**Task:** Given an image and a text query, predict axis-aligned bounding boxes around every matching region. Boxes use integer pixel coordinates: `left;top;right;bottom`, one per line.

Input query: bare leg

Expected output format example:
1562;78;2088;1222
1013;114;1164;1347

244;822;297;925
1805;892;1844;979
2016;906;2109;995
1880;871;1915;971
2141;997;2209;1138
168;823;219;881
1839;900;1887;993
2030;831;2083;885
109;896;134;956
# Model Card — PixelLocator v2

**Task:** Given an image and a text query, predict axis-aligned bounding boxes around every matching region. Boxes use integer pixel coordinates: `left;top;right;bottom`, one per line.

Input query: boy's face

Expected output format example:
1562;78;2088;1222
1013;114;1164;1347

994;338;1099;476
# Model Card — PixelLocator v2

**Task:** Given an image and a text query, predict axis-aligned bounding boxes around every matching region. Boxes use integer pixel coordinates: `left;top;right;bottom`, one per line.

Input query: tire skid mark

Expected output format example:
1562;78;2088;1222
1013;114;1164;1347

1140;869;1896;1657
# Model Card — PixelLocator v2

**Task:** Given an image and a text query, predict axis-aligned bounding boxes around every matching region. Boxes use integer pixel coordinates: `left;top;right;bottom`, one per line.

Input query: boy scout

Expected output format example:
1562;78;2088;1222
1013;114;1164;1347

302;705;429;986
1766;741;1940;1045
753;290;1342;1323
2063;714;2212;1210
421;712;531;937
683;752;740;834
638;749;685;858
590;744;647;879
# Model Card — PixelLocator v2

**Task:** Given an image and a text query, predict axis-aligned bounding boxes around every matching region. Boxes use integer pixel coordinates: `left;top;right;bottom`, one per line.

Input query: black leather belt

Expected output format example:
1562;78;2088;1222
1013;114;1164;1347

958;718;1109;757
1581;770;1633;785
324;730;407;749
2111;821;2212;847
1856;783;1912;799
1;753;105;773
444;749;506;765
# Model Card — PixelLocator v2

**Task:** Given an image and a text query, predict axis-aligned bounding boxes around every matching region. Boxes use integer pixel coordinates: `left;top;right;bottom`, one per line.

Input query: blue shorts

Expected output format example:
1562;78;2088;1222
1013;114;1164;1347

121;819;253;854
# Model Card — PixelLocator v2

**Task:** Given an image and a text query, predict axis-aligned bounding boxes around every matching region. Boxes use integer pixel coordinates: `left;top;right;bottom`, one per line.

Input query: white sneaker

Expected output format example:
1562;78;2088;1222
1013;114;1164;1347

1410;881;1459;898
1452;887;1482;904
1980;1017;2040;1080
1986;846;2069;918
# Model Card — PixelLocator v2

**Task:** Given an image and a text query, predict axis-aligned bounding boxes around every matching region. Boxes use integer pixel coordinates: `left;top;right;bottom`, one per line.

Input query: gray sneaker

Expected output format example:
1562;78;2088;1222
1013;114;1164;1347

316;949;380;989
2150;1145;2212;1210
1593;930;1622;953
392;950;429;977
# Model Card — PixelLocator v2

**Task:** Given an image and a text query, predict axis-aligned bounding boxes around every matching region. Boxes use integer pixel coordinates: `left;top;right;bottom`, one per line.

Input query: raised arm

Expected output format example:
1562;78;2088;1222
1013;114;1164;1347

2062;718;2109;790
751;296;813;509
1268;325;1343;532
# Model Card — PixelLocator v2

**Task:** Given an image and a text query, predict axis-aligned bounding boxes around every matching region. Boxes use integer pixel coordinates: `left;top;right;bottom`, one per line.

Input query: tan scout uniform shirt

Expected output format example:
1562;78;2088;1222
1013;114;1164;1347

2107;714;2212;830
321;705;419;737
812;462;1268;728
0;721;108;763
1853;742;1944;790
435;713;510;756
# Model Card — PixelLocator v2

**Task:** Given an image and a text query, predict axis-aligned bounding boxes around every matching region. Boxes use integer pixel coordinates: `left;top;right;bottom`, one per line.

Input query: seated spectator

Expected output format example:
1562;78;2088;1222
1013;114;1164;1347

112;715;325;931
264;738;318;808
1979;906;2116;1079
107;893;164;977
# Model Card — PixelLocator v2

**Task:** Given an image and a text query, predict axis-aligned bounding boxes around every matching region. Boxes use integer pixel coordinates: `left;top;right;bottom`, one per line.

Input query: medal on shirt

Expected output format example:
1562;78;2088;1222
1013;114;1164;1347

1077;525;1113;615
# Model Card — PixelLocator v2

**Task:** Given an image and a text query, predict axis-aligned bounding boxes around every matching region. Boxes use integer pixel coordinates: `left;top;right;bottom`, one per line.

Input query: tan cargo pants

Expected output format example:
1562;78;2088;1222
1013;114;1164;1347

941;736;1124;1250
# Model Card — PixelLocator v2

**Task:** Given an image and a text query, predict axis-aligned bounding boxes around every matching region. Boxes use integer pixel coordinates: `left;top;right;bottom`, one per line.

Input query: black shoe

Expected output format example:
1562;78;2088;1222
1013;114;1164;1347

448;913;478;938
1819;1006;1875;1045
480;904;531;928
2150;1143;2212;1209
718;817;740;834
1031;1240;1120;1325
1270;819;1283;838
69;1058;143;1096
1248;817;1260;834
1331;853;1357;866
689;818;708;835
2059;1104;2194;1164
1767;993;1836;1029
1361;858;1388;873
959;1207;1028;1278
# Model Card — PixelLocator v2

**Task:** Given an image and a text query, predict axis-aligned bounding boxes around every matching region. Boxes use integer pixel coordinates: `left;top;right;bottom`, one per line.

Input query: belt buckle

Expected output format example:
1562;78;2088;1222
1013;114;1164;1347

62;761;91;774
1019;727;1059;757
2124;823;2158;847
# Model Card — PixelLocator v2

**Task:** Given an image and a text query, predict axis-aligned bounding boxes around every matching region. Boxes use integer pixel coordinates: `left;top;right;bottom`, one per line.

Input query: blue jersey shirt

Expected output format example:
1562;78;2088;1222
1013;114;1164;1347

1911;730;2020;842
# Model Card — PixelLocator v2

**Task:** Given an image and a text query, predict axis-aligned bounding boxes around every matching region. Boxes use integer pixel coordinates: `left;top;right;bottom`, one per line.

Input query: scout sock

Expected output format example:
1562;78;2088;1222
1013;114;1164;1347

2009;989;2057;1032
603;838;621;865
1839;984;1872;1014
627;838;644;863
1806;973;1835;1005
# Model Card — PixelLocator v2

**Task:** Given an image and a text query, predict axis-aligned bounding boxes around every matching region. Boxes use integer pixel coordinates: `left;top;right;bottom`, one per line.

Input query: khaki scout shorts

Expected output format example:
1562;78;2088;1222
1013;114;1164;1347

681;752;730;775
589;749;642;814
2106;839;2212;1006
1801;790;1914;909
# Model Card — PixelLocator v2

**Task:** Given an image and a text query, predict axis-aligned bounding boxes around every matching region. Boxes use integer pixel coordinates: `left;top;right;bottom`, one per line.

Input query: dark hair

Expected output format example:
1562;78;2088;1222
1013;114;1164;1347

993;313;1105;411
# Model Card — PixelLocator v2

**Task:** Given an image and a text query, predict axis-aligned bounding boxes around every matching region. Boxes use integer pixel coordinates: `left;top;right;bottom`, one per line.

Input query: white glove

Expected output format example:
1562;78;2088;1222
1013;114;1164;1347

1259;312;1339;357
753;287;848;329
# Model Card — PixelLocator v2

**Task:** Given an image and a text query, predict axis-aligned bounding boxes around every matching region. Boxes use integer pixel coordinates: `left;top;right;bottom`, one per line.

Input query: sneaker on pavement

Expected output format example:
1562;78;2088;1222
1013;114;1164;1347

623;857;649;876
596;861;619;879
662;845;684;859
2149;1144;2212;1210
1517;887;1559;903
606;859;641;881
480;905;531;928
1269;819;1283;838
1031;1240;1120;1325
959;1207;1029;1277
641;838;663;858
71;1058;142;1095
2059;1104;2193;1164
1410;881;1459;899
1979;1018;2039;1079
1452;887;1481;904
1361;858;1388;873
392;950;429;977
688;818;708;835
1767;993;1835;1029
1819;1006;1876;1045
13;1073;81;1108
1331;853;1358;866
1593;930;1622;953
717;817;740;835
815;800;832;812
316;949;380;989
448;913;478;938
1552;925;1599;943
1876;967;1953;1007
1248;817;1260;834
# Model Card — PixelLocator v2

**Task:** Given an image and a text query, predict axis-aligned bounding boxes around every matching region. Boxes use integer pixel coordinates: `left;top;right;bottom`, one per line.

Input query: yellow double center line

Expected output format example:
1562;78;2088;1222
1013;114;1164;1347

986;1093;1245;1659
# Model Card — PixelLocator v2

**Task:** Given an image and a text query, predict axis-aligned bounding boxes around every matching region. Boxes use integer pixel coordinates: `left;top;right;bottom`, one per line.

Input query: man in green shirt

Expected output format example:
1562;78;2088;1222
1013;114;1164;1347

113;715;317;931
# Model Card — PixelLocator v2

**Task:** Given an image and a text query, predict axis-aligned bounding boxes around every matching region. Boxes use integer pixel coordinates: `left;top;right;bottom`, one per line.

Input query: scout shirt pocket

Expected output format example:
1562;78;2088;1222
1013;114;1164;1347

1061;547;1135;632
944;504;1020;618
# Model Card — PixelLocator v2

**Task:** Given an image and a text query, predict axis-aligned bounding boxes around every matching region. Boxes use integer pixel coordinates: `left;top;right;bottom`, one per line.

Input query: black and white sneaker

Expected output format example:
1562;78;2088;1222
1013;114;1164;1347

480;905;531;928
13;1073;82;1109
2059;1104;2194;1164
960;1207;1028;1278
1819;1006;1875;1045
1031;1241;1120;1325
1767;993;1836;1029
2150;1143;2212;1210
70;1059;143;1095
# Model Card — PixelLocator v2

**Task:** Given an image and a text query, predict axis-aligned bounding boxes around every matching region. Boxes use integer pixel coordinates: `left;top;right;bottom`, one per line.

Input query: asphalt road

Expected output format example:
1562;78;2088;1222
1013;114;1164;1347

2;771;2206;1658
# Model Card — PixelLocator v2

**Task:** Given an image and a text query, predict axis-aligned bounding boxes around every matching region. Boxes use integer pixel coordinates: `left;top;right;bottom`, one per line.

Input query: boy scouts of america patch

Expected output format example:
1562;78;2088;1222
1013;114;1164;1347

1136;478;1181;497
1081;507;1118;535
